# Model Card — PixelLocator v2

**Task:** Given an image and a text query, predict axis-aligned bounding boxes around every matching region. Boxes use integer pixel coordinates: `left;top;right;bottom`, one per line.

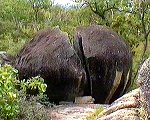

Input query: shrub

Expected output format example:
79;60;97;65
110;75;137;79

0;64;19;120
0;64;48;120
20;76;47;96
16;93;52;120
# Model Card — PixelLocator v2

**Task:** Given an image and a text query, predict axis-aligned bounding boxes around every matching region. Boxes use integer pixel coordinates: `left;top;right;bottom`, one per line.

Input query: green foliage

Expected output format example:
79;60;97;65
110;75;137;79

0;65;19;120
0;0;149;90
20;76;47;95
0;64;48;120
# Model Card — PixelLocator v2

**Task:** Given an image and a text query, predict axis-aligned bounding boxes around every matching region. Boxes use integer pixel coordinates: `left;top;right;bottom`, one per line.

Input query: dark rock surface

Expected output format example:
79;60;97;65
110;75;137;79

50;57;150;120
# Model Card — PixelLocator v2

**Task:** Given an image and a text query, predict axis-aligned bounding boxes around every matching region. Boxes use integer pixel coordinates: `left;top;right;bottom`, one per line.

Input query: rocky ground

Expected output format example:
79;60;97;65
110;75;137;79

48;88;149;120
51;104;105;120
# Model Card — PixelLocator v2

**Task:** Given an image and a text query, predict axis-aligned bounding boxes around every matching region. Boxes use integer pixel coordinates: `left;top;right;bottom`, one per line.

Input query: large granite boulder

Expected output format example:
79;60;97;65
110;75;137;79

50;57;150;120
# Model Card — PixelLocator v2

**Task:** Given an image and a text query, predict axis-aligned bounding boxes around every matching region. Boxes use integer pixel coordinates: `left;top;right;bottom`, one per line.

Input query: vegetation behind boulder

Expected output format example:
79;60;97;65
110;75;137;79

0;0;149;89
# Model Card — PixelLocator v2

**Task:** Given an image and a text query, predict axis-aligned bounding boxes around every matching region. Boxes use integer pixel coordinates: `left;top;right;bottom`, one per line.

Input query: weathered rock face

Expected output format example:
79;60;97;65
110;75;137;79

137;57;150;118
13;28;87;104
34;57;150;120
0;25;132;105
0;26;149;119
74;25;132;104
95;57;150;119
96;88;140;120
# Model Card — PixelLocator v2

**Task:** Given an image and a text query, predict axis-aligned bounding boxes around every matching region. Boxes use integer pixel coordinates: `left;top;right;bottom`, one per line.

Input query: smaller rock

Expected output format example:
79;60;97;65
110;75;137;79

74;96;95;104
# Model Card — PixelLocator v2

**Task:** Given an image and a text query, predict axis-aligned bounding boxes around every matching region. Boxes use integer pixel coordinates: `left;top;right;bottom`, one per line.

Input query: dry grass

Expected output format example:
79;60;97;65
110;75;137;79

86;107;104;120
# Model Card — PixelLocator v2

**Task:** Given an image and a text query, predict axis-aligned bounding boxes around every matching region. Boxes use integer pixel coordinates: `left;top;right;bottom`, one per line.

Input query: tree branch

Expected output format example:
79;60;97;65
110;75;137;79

83;1;137;21
133;1;149;80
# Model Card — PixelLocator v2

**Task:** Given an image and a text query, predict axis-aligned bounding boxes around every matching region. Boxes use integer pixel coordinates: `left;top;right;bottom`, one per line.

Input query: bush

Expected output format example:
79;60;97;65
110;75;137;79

0;64;19;120
16;93;52;120
20;76;47;96
0;64;49;120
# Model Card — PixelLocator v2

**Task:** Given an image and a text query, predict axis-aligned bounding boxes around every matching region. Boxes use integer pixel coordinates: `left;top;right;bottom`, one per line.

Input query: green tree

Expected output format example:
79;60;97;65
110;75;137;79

0;0;149;89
